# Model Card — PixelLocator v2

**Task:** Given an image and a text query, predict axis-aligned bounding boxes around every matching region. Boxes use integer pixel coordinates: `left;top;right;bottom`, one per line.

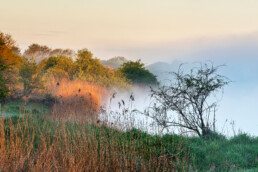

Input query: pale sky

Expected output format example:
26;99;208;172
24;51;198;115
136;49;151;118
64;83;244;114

1;0;258;60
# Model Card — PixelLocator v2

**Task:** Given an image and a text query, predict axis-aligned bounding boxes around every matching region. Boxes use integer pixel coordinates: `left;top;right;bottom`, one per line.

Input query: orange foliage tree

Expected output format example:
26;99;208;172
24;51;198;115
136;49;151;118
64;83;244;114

0;32;22;96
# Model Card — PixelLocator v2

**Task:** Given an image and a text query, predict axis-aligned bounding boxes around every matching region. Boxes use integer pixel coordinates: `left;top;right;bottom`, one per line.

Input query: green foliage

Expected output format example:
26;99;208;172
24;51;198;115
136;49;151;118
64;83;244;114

35;49;129;89
44;56;60;70
119;60;158;85
74;49;129;88
19;58;43;96
0;64;9;99
42;56;75;80
74;49;105;80
1;33;130;95
188;134;258;171
230;133;258;144
0;32;22;97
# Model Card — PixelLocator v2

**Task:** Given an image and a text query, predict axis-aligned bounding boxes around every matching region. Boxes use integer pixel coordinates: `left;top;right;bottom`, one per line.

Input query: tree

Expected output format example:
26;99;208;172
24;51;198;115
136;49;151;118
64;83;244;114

24;44;51;62
119;60;158;85
44;56;60;70
0;32;22;96
74;49;129;88
146;63;229;138
24;44;75;63
19;58;43;96
43;56;75;80
0;64;9;99
74;49;105;80
0;35;10;99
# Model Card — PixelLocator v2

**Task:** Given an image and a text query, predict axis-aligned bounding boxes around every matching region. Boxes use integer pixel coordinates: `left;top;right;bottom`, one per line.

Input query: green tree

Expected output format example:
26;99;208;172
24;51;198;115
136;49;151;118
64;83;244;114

19;58;43;96
44;56;60;70
43;56;75;80
0;64;9;99
74;49;108;82
119;60;158;85
0;37;9;99
74;49;129;88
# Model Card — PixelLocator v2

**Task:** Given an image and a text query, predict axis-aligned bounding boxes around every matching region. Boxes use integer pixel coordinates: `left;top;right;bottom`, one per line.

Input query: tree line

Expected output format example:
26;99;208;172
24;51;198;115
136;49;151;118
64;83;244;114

0;32;158;101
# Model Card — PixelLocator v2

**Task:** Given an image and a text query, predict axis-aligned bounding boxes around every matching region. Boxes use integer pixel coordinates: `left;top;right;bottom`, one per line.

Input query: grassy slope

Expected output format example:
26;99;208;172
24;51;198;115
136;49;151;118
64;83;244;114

0;101;257;171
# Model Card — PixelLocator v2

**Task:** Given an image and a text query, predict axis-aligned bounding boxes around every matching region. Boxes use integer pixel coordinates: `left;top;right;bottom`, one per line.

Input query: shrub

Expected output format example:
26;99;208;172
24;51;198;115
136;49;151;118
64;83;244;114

119;60;158;85
146;63;230;137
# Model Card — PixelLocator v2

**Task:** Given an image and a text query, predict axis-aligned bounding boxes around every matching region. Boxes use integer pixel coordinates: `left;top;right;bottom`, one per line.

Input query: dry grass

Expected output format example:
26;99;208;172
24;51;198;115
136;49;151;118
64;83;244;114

0;79;189;171
0;113;188;172
47;79;109;124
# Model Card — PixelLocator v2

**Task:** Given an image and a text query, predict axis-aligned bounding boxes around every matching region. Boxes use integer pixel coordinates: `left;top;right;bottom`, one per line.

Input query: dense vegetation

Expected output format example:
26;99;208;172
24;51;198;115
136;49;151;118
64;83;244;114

0;63;9;99
0;102;257;171
0;32;130;100
119;60;158;85
0;32;160;101
0;32;257;171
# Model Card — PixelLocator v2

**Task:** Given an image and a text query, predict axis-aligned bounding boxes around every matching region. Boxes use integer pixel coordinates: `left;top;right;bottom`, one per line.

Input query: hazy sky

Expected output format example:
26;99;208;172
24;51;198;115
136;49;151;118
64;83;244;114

1;0;258;60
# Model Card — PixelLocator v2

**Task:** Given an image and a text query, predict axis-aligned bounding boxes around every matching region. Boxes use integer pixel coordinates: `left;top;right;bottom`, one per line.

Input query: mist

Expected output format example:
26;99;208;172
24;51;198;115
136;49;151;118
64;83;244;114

99;33;258;136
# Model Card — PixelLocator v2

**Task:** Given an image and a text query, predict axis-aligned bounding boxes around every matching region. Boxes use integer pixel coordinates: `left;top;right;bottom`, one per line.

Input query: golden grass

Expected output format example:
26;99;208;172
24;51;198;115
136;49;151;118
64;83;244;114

0;79;188;171
47;79;109;124
0;113;187;171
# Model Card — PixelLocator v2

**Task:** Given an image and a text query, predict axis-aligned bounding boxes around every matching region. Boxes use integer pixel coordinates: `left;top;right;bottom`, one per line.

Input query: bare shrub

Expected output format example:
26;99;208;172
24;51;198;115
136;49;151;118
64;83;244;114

146;63;230;138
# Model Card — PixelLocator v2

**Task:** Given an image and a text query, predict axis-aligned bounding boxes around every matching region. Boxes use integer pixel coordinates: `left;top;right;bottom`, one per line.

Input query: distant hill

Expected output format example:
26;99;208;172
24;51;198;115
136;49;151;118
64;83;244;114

101;57;182;84
146;61;182;84
101;56;128;68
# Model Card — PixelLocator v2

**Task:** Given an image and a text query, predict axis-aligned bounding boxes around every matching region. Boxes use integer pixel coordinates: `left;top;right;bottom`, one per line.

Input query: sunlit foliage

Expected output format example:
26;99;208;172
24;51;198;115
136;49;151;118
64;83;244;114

0;32;22;96
74;49;129;88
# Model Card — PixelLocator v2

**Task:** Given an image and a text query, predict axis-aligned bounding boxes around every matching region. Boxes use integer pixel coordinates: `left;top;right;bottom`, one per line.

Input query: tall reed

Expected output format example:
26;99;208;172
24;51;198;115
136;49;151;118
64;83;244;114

0;108;189;171
47;79;109;124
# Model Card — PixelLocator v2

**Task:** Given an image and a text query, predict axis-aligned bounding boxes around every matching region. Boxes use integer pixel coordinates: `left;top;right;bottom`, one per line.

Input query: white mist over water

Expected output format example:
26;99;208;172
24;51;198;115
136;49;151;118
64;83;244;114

100;86;163;135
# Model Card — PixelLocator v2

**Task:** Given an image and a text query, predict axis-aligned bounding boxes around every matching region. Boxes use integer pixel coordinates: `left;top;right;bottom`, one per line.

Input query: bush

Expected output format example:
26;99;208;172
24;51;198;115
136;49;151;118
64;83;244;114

119;60;158;85
147;63;230;137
